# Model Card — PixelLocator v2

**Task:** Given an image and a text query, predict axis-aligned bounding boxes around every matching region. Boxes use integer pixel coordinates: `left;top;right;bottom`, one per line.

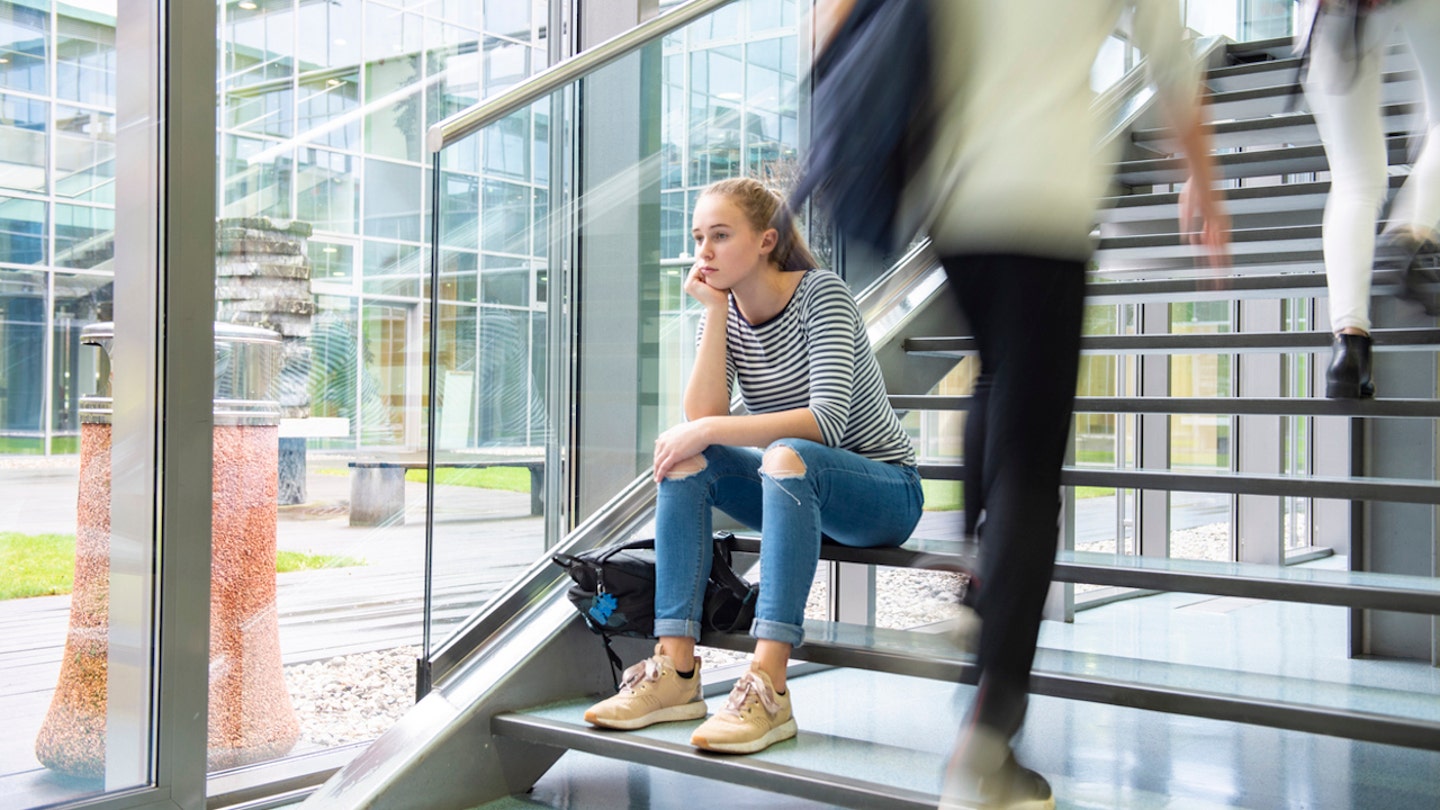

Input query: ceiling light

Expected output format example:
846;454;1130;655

326;79;342;87
0;57;9;64
238;1;257;9
322;246;337;253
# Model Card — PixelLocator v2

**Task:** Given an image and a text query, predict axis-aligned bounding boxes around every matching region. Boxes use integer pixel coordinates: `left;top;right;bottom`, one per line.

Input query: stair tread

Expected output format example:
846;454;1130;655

1114;137;1411;186
1101;176;1407;223
494;704;942;809
696;620;1440;740
1132;103;1417;151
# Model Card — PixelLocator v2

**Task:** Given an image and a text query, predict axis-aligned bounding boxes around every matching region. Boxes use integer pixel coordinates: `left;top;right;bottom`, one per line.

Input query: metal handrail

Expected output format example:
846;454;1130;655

426;0;737;153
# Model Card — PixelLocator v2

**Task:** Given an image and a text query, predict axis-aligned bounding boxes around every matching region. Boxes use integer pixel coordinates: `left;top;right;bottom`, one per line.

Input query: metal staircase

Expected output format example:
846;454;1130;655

297;18;1440;810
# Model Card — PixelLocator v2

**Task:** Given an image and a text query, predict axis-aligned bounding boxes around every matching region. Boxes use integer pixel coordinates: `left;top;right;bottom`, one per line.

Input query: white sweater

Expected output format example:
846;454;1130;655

908;0;1199;261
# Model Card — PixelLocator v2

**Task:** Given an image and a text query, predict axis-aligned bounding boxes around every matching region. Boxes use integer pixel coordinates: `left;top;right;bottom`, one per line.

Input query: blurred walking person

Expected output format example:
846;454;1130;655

1300;0;1440;398
904;2;1230;807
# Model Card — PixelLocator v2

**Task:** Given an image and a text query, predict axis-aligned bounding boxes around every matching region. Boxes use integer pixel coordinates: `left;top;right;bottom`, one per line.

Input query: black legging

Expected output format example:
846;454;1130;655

941;253;1086;735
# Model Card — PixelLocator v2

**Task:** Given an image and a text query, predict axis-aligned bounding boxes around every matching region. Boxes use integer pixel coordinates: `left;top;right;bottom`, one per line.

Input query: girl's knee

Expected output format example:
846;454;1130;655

760;444;806;479
663;454;708;481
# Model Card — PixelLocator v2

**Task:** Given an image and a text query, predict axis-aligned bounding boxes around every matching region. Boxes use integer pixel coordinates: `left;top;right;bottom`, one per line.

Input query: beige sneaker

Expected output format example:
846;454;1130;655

583;644;706;730
690;666;797;754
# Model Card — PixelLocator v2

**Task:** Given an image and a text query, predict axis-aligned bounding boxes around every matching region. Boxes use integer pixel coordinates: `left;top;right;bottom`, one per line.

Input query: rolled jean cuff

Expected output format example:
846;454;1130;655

752;618;805;648
653;618;702;642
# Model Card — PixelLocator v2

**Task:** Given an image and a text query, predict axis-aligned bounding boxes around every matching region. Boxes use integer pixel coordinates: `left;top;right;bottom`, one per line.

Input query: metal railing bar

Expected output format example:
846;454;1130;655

904;327;1440;356
427;0;735;153
889;394;1440;418
915;463;1440;504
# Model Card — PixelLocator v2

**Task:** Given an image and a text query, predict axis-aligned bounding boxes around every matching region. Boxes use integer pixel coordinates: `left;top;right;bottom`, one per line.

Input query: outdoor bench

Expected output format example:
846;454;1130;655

347;457;544;527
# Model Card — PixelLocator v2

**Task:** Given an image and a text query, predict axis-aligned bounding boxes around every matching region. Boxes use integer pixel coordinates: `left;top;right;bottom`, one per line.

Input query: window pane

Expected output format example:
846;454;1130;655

363;158;422;242
55;14;115;107
223;135;293;220
297;148;359;234
53;203;113;269
295;0;362;73
0;93;47;194
296;70;360;151
480;179;529;255
0;195;45;264
481;253;528;307
0;0;48;94
0;269;44;437
53;105;114;203
363;239;421;298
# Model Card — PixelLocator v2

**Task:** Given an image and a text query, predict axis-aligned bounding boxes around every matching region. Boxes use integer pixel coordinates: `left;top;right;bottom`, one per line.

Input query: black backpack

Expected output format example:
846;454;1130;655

552;532;758;687
790;0;936;257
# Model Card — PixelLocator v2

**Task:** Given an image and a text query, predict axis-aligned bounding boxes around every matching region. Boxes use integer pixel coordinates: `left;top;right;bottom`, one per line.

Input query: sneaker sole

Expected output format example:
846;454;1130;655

690;717;798;754
584;699;707;731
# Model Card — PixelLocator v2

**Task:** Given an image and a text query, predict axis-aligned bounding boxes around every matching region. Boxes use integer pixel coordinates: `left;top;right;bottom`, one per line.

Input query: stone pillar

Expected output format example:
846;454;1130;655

34;421;112;777
216;217;314;504
36;326;298;778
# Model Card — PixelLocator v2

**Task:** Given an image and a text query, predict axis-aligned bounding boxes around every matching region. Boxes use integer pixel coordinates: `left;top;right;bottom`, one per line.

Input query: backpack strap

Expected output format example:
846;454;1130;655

599;632;625;691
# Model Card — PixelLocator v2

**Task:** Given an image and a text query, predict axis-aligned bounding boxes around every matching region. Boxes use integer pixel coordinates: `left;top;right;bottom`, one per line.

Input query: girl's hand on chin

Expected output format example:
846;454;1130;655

685;261;729;310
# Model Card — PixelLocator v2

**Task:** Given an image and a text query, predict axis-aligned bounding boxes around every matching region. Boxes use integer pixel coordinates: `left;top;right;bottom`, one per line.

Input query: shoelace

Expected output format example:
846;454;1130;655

720;671;781;718
618;657;663;694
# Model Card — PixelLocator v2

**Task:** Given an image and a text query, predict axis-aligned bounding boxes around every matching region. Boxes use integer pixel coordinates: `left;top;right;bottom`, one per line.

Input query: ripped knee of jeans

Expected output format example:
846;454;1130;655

760;444;807;479
664;454;708;480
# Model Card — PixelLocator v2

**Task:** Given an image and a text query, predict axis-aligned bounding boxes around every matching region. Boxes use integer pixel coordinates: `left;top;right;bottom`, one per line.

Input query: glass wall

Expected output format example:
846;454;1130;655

209;0;553;780
0;0;186;804
3;0;554;802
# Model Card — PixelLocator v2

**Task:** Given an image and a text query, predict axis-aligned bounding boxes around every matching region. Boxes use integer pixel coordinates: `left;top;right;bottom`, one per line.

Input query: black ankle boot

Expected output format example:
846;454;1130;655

1326;333;1374;399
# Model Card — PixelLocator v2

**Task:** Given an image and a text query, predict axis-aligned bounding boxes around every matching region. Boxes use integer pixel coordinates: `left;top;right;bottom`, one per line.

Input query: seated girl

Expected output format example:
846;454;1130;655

584;177;924;754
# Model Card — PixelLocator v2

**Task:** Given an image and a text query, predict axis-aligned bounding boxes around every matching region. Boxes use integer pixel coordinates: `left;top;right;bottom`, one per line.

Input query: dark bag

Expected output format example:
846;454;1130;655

552;531;758;686
789;0;936;257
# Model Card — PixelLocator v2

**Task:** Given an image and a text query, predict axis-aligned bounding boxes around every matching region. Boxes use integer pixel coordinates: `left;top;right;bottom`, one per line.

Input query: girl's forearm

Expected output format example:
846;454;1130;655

696;409;824;449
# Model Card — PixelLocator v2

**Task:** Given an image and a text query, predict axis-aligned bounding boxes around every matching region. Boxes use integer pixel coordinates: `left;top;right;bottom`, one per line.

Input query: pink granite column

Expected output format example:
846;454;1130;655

207;422;298;768
37;400;298;776
34;421;112;777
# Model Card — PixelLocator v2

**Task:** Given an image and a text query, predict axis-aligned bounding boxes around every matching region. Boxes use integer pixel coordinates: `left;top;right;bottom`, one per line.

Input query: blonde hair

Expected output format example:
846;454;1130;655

701;177;819;273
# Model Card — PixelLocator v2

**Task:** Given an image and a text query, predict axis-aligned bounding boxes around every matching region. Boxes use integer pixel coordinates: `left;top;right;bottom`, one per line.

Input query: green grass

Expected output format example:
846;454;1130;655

275;549;365;572
0;437;46;455
0;532;76;599
314;466;532;493
1075;486;1116;499
0;532;364;600
403;466;531;492
922;479;963;511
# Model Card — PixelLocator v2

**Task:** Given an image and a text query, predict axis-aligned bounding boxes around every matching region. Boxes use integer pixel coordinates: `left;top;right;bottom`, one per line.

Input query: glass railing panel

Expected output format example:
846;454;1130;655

422;0;833;671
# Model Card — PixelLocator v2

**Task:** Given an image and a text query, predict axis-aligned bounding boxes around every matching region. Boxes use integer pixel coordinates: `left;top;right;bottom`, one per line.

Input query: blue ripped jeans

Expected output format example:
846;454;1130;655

652;439;925;647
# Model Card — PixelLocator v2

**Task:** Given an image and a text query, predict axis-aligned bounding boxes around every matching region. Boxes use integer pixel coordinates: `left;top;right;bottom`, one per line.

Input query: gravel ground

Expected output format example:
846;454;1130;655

283;517;1292;747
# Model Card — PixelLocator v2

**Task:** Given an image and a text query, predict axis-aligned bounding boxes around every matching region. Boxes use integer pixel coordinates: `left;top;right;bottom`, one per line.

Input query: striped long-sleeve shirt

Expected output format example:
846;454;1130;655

696;269;916;466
